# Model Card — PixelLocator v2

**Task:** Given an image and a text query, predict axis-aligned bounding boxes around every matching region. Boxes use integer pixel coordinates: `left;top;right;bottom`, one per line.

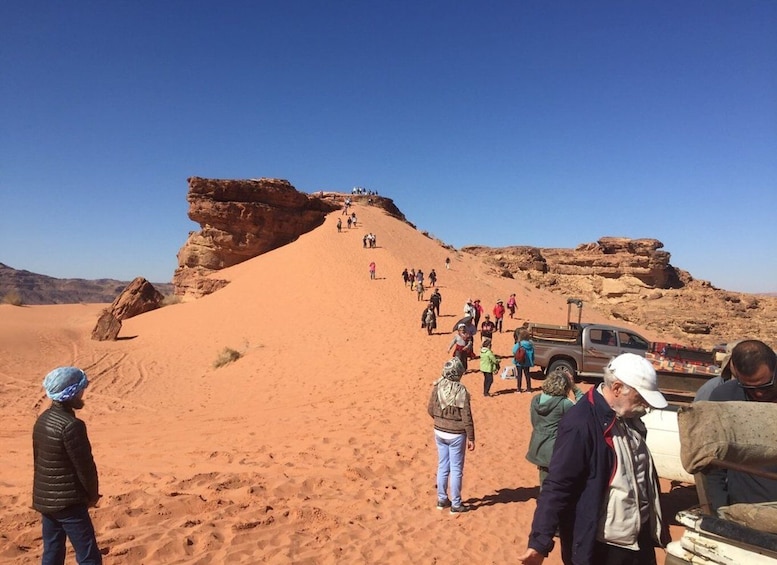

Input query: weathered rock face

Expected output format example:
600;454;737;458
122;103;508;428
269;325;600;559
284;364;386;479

464;238;777;349
110;277;164;320
465;237;677;288
91;277;164;341
91;309;122;341
173;177;339;298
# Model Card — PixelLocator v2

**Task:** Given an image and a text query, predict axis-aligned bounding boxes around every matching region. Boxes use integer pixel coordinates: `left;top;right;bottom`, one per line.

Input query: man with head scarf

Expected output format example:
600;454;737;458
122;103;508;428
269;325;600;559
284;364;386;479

33;366;102;564
427;358;475;514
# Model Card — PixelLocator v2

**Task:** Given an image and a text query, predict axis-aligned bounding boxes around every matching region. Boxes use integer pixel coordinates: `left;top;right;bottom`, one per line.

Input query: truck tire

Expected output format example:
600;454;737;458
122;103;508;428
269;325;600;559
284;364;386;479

547;359;576;382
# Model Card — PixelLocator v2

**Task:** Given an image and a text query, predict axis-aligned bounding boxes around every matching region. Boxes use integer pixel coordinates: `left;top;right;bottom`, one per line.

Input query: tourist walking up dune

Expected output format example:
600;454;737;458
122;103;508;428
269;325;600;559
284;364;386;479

472;299;483;328
480;315;495;343
428;358;475;514
430;288;442;316
448;324;475;372
507;293;517;319
493;299;506;333
421;304;437;335
369;262;376;280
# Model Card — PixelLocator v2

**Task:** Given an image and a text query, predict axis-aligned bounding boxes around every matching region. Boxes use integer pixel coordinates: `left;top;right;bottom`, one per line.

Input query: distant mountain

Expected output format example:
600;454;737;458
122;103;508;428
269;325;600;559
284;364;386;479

0;263;174;305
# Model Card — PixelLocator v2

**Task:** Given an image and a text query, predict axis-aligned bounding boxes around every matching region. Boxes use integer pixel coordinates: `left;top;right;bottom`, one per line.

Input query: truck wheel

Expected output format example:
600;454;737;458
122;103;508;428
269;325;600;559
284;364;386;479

547;360;576;382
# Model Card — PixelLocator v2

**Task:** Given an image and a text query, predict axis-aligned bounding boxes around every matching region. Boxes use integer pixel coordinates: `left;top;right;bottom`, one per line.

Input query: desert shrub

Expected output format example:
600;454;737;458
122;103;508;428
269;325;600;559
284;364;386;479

161;294;182;306
213;347;242;368
2;290;23;306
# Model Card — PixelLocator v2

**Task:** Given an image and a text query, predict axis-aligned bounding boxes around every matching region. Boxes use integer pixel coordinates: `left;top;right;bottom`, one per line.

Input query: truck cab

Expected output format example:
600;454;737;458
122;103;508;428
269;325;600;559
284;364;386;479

527;298;650;381
532;323;650;380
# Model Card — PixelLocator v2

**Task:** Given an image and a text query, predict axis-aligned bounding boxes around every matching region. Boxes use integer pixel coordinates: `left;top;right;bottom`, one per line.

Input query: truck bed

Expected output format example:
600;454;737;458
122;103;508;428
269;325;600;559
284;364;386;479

528;323;580;343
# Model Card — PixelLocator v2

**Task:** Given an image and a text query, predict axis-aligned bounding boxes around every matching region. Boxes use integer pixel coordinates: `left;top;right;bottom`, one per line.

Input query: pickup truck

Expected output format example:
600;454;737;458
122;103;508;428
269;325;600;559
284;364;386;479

526;299;721;391
529;321;651;380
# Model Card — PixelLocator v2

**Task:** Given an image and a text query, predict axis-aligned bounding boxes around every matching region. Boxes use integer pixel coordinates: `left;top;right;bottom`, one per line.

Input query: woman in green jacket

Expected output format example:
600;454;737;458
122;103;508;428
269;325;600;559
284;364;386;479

525;372;583;487
479;338;500;397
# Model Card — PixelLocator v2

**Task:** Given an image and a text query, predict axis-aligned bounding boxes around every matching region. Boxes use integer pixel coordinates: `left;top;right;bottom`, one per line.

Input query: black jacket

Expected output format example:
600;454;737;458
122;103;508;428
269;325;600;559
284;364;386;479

33;402;99;513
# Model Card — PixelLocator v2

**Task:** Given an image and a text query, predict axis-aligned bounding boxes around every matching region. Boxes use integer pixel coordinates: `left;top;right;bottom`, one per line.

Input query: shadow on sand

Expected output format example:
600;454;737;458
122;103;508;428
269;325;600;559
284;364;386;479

466;486;541;509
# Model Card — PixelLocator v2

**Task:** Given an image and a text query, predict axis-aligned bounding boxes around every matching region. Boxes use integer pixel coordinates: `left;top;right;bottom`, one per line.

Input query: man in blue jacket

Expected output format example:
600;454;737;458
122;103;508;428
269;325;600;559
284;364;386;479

518;353;669;565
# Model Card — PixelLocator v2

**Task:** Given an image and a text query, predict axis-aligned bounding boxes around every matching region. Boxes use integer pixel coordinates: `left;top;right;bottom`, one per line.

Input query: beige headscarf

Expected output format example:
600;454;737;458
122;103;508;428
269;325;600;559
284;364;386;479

436;357;467;409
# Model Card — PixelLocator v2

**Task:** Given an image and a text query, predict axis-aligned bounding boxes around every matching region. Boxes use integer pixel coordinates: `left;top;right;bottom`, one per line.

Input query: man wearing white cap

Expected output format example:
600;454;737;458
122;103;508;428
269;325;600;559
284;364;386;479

33;366;102;564
518;353;669;565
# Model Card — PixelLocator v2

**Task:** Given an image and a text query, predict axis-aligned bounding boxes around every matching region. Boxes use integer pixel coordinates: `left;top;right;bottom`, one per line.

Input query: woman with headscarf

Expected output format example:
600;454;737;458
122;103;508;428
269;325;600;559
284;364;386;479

428;357;476;514
525;372;583;488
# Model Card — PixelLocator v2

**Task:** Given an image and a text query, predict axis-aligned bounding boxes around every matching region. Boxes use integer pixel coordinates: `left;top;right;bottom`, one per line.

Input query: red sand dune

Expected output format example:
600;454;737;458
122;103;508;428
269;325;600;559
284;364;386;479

0;203;685;564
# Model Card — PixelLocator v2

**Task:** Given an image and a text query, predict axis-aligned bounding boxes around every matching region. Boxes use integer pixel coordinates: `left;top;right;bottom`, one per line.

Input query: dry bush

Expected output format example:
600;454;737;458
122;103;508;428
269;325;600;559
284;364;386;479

162;294;183;306
2;290;23;306
213;347;242;368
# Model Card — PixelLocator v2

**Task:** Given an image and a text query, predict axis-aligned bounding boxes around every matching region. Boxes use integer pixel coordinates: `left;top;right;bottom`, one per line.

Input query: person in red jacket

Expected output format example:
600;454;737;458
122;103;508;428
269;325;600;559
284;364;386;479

493;299;506;333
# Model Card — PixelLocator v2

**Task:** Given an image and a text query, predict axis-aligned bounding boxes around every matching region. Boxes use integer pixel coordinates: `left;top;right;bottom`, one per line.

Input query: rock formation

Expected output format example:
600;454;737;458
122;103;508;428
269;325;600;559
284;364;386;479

91;277;164;341
463;237;680;288
172;178;407;298
464;238;777;349
173;177;340;298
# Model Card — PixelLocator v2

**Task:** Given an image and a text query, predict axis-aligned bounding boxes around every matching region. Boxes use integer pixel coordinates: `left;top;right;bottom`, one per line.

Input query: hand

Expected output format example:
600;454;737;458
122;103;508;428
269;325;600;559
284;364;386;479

467;440;475;451
517;548;544;564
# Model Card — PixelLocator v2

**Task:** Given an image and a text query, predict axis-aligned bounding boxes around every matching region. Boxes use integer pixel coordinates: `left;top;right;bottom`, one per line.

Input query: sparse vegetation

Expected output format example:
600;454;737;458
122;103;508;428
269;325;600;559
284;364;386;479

213;347;242;368
162;294;183;306
2;289;23;306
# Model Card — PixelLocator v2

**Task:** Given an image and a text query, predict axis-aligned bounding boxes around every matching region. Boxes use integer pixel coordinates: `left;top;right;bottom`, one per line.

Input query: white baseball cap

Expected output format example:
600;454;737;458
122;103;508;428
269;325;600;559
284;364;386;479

608;353;667;409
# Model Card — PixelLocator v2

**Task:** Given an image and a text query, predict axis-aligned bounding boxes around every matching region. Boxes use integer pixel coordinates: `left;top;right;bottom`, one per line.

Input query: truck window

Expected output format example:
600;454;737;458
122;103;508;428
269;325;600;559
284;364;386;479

619;331;649;351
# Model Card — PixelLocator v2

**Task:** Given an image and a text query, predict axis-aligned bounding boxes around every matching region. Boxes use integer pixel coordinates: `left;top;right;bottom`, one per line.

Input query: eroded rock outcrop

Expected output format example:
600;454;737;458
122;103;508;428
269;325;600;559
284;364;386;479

173;177;339;298
463;238;777;349
464;237;679;288
91;277;164;341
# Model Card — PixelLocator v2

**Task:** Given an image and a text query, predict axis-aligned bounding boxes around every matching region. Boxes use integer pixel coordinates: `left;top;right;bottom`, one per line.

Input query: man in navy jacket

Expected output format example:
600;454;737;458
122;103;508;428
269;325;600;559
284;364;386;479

518;353;669;565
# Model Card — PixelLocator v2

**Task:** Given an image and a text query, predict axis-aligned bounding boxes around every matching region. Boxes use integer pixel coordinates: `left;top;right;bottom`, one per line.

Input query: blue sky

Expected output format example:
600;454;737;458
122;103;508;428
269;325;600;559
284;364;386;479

2;1;775;292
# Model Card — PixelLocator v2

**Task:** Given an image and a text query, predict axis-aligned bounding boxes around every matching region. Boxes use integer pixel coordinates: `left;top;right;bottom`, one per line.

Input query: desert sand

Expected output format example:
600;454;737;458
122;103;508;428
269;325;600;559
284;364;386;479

0;203;692;564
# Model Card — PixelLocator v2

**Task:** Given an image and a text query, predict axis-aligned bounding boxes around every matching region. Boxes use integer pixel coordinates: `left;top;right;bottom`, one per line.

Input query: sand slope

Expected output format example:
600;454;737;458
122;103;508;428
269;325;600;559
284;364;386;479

0;203;679;564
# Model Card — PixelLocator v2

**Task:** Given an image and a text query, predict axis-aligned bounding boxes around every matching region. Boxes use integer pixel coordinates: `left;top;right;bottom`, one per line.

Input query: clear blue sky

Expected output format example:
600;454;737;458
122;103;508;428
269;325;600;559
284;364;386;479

2;1;775;292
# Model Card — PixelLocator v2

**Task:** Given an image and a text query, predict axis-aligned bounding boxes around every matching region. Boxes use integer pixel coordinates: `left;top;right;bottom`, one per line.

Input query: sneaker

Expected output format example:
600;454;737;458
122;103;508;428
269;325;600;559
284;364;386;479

436;498;451;510
450;505;470;514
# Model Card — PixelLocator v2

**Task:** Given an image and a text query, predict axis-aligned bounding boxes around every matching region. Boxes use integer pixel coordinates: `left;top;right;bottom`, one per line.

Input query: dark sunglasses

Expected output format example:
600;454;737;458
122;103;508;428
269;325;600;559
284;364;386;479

736;366;776;390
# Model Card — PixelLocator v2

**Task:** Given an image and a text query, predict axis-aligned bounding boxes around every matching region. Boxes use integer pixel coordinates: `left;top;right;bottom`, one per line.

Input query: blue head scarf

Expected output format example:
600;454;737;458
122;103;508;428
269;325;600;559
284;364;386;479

43;366;88;402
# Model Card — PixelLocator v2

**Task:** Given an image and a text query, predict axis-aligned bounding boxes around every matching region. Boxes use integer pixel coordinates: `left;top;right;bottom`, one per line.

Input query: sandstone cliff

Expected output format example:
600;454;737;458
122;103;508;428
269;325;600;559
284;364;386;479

173;178;406;298
463;238;777;349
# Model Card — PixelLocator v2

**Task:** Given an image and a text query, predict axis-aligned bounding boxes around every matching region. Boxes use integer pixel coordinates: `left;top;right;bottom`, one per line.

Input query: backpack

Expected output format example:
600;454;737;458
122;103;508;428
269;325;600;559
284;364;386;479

514;345;526;364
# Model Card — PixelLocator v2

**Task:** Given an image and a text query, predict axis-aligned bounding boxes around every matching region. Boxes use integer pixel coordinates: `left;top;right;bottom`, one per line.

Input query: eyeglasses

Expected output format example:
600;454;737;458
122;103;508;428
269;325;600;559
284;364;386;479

735;366;776;390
